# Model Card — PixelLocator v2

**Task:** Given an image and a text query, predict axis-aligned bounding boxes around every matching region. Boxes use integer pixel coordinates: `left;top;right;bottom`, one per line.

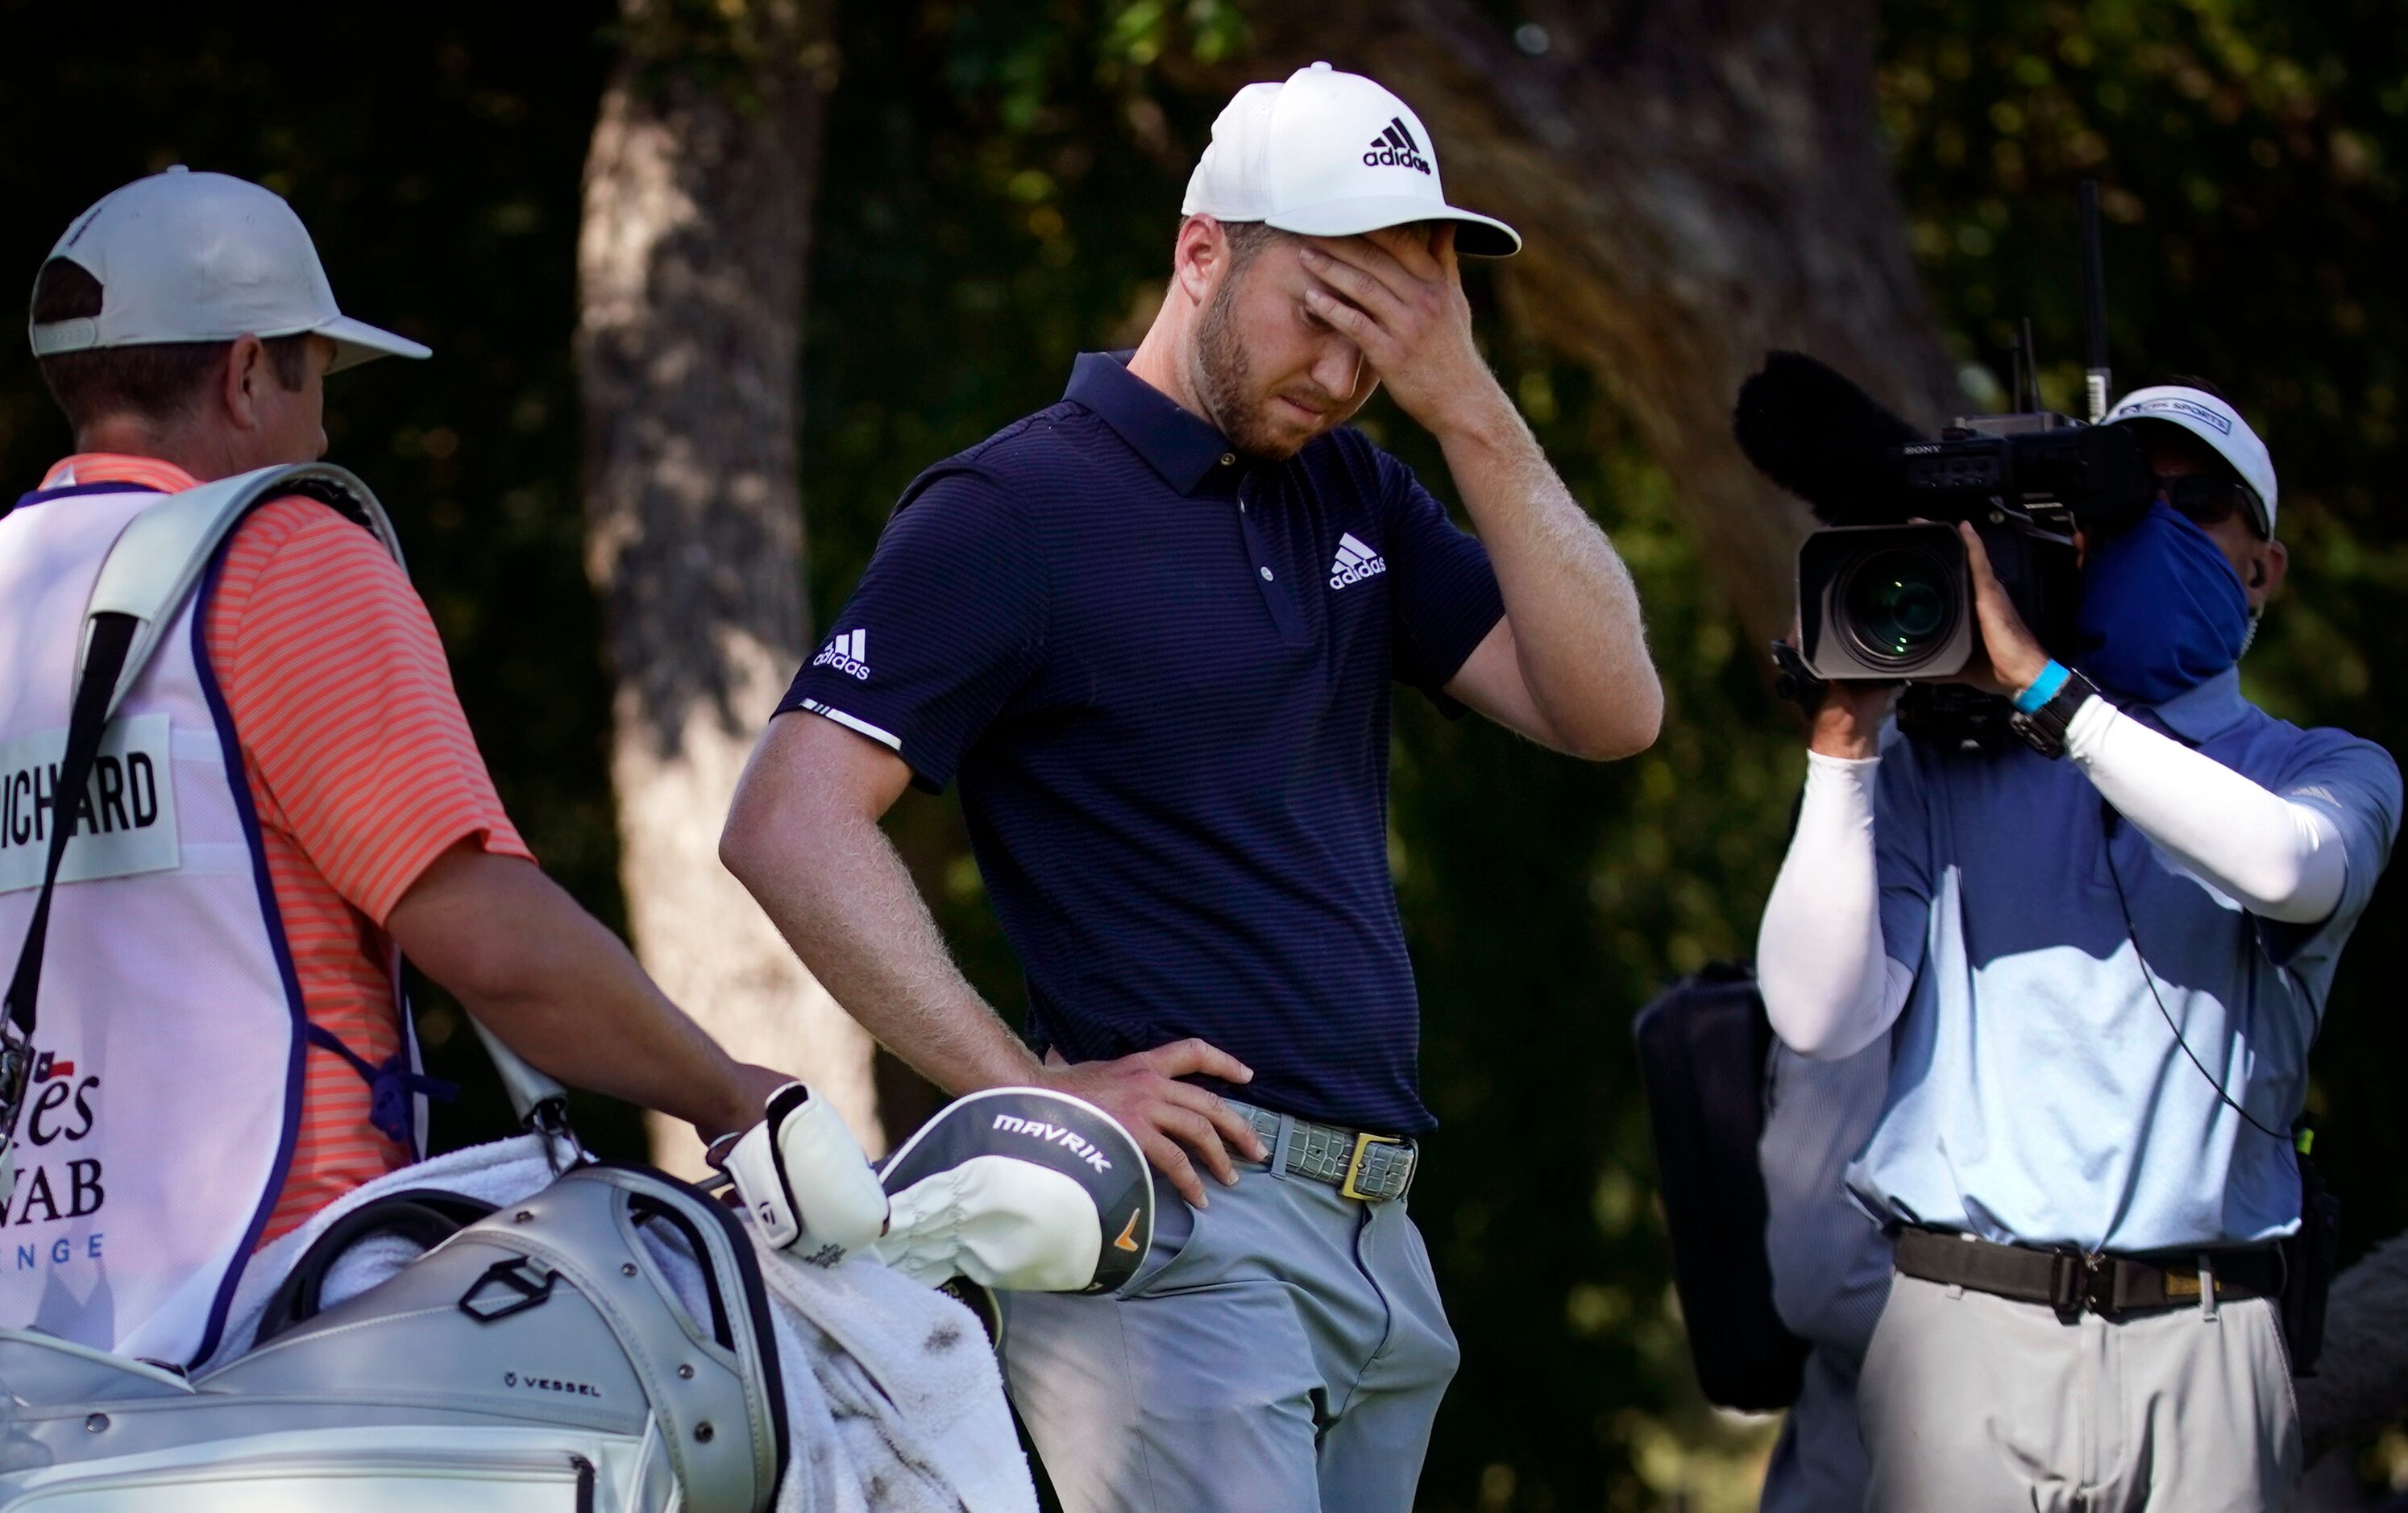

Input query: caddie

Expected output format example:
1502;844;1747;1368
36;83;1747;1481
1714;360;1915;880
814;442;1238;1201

0;168;813;1370
724;63;1662;1511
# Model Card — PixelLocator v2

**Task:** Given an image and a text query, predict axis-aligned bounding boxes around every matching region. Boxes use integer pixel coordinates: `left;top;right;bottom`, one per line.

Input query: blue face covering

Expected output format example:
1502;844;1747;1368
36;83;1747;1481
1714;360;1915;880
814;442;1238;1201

2074;499;2251;705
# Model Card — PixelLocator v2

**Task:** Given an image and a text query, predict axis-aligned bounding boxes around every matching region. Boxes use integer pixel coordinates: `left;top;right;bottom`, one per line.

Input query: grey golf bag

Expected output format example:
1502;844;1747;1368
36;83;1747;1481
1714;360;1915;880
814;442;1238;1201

0;1161;787;1512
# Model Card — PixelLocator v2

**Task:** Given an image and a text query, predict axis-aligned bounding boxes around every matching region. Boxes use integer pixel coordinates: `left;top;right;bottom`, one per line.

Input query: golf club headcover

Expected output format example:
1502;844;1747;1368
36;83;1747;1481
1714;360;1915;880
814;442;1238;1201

872;1088;1152;1294
724;1081;890;1258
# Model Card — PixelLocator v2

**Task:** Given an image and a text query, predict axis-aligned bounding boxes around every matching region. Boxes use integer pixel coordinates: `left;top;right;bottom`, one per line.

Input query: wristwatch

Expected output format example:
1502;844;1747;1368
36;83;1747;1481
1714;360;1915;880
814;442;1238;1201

2007;661;2099;760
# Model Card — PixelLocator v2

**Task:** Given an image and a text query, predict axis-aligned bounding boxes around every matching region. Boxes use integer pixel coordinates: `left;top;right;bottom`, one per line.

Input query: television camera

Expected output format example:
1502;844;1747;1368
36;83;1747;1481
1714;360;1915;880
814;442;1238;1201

1736;184;2157;745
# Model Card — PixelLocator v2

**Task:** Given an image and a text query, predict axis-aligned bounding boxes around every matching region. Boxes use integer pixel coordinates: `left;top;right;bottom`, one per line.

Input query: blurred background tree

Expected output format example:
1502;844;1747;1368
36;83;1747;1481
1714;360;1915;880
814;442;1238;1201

575;0;880;1174
2;0;2404;1506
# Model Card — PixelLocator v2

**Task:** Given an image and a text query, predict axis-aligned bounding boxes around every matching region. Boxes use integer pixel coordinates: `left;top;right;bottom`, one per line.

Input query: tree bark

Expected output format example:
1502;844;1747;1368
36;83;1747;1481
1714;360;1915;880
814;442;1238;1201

1212;0;1963;639
577;0;878;1171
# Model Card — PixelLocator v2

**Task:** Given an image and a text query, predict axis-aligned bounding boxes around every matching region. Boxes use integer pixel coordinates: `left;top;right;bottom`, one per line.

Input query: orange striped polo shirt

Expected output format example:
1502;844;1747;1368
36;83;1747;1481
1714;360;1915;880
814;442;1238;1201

37;454;532;1243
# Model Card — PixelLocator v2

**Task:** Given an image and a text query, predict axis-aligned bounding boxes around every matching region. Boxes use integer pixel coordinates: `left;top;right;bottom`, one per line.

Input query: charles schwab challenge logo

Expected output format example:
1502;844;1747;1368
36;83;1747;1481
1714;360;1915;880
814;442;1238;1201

1364;117;1431;175
812;628;871;681
4;1049;106;1271
992;1113;1114;1174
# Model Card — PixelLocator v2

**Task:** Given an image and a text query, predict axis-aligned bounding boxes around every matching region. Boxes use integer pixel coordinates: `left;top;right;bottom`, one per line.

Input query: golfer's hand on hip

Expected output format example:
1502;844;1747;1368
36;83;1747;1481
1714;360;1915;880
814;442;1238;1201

1037;1040;1268;1208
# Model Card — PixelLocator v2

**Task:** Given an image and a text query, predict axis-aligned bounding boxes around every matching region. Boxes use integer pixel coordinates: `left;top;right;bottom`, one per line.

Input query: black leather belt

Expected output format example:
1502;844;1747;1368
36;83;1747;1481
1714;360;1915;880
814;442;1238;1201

1223;1098;1417;1203
1895;1225;2282;1319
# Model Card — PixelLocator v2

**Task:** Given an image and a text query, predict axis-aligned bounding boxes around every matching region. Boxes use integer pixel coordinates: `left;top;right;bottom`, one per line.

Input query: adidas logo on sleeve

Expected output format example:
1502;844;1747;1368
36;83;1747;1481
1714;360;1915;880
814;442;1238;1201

812;628;871;680
1328;533;1388;590
1362;118;1431;175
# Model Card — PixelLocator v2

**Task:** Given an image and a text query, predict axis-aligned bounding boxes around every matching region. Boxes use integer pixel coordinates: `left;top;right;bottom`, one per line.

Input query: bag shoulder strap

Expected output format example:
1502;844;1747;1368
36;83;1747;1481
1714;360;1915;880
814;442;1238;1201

85;462;405;719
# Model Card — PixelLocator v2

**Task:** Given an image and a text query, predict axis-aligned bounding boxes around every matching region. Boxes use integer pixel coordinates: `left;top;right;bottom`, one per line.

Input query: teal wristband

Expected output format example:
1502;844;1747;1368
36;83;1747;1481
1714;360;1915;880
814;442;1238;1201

2012;660;2070;715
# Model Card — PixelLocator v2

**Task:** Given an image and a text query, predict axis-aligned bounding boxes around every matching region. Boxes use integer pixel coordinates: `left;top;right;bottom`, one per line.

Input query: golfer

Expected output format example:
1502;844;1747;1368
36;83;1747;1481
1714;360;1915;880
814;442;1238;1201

725;64;1661;1511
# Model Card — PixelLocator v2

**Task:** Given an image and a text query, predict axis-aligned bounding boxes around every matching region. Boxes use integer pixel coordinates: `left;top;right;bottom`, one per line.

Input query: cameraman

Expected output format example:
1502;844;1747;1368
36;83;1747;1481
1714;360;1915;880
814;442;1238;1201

1755;383;2400;1510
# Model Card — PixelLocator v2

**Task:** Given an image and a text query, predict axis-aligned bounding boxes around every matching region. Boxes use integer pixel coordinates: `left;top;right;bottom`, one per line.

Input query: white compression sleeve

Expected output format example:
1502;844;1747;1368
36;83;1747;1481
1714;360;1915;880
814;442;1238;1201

2065;696;2346;924
1758;752;1916;1060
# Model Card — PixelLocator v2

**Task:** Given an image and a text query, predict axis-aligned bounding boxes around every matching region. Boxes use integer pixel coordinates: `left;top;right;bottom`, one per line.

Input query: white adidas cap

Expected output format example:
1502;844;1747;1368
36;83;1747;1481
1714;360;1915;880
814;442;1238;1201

30;167;431;374
2103;384;2278;536
1182;62;1520;258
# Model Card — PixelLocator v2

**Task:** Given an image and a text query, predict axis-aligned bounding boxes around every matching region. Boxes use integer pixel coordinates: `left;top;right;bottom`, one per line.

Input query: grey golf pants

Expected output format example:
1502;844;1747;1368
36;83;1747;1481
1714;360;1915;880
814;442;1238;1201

1858;1273;2302;1511
998;1160;1459;1512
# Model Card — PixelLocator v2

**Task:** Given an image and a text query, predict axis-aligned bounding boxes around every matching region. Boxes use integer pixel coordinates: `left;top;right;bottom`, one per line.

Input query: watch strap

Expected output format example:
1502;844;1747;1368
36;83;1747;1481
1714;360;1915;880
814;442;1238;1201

2007;662;2098;759
2012;660;2072;715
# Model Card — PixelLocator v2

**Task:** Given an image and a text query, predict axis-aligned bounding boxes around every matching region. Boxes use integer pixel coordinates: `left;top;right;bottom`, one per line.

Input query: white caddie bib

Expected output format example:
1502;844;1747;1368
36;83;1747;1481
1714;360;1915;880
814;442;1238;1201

0;482;305;1367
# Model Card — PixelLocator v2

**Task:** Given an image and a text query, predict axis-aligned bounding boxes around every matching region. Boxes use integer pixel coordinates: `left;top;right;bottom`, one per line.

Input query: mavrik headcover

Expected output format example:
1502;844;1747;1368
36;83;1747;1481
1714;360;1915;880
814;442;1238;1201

872;1088;1152;1295
724;1081;891;1260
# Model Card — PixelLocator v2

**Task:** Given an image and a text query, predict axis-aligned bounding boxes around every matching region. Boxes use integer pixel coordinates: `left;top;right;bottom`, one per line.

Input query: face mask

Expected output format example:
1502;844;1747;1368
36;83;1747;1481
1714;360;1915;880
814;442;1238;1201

2074;499;2250;705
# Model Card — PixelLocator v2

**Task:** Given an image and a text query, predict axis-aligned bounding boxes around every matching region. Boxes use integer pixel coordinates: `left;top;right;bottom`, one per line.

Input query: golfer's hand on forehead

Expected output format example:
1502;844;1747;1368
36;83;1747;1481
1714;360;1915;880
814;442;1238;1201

1298;224;1497;432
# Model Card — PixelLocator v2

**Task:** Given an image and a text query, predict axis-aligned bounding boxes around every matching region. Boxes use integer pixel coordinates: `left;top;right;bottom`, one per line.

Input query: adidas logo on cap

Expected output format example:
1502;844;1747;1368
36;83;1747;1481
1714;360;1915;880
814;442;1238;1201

1362;117;1431;176
1329;532;1388;590
812;628;871;681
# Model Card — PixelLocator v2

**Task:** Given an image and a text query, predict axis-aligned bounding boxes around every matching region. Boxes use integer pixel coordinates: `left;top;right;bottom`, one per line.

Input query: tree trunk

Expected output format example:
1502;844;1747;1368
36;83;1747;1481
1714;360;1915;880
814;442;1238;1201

1215;0;1963;639
576;0;878;1172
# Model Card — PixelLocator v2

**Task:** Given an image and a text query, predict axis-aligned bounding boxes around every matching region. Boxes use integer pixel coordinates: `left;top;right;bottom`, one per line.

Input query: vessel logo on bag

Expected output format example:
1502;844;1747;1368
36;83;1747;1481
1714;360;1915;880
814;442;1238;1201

505;1370;604;1399
0;714;179;893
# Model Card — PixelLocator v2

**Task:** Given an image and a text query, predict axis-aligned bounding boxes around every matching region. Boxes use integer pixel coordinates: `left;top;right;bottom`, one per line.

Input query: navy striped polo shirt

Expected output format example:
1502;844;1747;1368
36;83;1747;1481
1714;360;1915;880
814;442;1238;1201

778;352;1504;1133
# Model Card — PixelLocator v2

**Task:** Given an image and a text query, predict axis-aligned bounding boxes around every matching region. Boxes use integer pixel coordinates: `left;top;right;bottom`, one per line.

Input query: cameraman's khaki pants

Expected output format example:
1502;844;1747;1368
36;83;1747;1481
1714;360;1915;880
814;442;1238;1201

1858;1273;2302;1512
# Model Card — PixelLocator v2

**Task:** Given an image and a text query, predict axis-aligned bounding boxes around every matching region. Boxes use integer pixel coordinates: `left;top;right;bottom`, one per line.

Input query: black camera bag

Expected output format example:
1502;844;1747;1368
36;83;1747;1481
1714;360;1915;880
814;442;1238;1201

2281;1146;2339;1376
1633;964;1807;1411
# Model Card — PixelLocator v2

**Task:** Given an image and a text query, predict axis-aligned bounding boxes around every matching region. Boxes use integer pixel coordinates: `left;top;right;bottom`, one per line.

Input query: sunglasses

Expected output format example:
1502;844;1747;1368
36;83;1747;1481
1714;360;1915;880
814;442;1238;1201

2157;474;2258;533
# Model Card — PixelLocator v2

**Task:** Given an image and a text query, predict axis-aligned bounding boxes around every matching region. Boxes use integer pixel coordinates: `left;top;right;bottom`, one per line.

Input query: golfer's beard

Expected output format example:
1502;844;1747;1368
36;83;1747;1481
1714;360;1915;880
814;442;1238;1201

1195;282;1306;462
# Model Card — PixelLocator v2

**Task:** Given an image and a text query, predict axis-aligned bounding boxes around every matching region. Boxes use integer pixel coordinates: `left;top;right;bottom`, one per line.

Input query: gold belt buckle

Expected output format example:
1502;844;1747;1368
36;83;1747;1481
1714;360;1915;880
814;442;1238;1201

1339;1131;1404;1202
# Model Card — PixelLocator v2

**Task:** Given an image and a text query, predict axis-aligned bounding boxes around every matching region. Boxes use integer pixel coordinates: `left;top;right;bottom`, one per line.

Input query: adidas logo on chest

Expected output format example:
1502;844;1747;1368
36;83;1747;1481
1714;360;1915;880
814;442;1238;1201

812;628;871;680
1329;533;1387;590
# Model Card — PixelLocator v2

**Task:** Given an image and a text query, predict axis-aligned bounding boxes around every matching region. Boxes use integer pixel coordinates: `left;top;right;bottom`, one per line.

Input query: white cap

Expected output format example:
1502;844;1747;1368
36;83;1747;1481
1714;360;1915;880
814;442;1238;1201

1182;62;1520;257
2103;384;2278;536
30;167;430;374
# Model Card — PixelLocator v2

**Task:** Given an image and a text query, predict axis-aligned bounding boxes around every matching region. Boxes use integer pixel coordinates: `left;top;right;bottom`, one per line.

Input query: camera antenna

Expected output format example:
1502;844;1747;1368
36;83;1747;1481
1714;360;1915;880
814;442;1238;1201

2079;178;2111;421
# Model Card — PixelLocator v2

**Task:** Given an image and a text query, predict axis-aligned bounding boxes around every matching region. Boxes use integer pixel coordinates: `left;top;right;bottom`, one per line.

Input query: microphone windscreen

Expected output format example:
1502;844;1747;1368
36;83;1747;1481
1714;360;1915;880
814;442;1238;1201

1733;352;1924;524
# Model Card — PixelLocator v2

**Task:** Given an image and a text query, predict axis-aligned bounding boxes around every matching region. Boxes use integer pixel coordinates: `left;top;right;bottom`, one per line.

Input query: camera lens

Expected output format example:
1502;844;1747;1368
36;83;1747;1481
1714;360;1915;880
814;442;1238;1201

1838;546;1958;670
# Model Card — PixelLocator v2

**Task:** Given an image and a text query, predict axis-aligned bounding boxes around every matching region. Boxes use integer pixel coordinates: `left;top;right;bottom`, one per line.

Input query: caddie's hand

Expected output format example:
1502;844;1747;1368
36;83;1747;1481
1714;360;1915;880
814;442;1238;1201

1298;226;1499;434
1953;522;2050;698
1036;1039;1268;1208
706;1060;799;1144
